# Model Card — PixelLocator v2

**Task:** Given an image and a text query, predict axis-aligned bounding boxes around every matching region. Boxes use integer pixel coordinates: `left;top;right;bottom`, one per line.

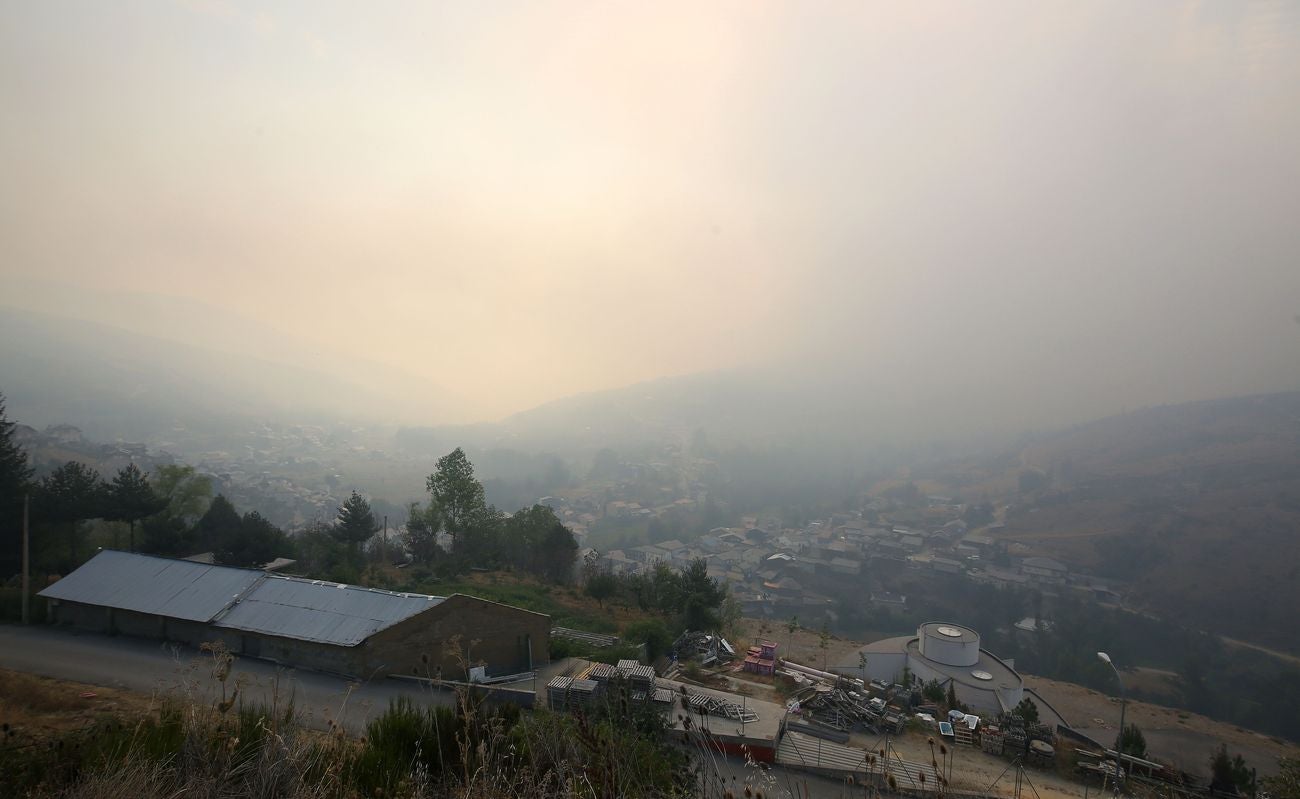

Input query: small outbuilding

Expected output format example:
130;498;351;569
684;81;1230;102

39;550;549;681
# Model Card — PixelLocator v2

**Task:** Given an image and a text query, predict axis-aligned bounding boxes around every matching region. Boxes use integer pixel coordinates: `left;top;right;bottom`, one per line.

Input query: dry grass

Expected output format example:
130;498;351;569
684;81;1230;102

0;669;155;739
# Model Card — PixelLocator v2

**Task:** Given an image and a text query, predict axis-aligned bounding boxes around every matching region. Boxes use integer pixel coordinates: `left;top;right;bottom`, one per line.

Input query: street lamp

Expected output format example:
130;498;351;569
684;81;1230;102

1098;651;1127;794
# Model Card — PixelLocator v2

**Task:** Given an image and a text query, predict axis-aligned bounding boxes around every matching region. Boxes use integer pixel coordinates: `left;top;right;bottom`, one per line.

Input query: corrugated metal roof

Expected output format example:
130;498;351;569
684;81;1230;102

213;575;444;646
38;550;263;622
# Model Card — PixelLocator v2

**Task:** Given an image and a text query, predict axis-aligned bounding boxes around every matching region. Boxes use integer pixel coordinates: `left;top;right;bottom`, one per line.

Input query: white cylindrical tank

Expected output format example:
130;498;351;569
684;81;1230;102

917;622;980;666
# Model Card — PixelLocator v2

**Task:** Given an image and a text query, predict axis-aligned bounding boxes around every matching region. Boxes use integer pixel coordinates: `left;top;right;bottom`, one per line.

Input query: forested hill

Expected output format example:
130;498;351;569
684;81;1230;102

954;392;1300;654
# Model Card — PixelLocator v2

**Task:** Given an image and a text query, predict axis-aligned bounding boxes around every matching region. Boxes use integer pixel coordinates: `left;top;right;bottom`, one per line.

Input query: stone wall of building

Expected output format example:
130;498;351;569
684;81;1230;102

365;594;551;680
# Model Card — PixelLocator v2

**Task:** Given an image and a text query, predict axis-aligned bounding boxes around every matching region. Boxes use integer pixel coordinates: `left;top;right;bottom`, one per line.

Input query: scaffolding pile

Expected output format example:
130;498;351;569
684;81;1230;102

793;686;884;731
684;691;760;723
546;676;602;712
548;661;675;713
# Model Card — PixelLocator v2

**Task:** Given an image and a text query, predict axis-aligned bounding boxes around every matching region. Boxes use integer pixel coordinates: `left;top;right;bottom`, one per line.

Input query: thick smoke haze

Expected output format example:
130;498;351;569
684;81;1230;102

2;2;1298;431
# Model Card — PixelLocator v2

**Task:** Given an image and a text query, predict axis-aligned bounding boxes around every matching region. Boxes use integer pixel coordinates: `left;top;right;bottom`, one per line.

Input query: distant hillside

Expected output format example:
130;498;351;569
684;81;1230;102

0;306;443;446
949;393;1300;654
395;365;999;464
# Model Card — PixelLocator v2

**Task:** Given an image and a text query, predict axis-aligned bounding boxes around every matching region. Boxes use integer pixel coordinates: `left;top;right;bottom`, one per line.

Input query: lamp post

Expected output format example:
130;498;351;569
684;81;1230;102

1097;651;1126;794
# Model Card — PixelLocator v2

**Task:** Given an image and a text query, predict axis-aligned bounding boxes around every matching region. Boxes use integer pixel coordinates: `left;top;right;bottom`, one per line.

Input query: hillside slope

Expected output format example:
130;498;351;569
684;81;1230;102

987;393;1300;653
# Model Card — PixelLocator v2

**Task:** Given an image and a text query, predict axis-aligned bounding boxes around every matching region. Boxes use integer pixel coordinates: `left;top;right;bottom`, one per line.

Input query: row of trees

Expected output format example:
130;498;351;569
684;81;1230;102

584;558;733;634
405;448;579;583
2;399;581;587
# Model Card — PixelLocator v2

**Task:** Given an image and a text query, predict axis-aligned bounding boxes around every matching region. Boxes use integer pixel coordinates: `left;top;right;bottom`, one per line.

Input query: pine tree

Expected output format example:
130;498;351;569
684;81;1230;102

0;394;34;577
35;461;106;568
334;491;378;549
105;463;167;552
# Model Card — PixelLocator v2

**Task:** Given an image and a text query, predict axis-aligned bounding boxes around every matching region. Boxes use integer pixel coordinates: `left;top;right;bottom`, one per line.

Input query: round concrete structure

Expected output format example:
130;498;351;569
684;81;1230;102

917;622;980;667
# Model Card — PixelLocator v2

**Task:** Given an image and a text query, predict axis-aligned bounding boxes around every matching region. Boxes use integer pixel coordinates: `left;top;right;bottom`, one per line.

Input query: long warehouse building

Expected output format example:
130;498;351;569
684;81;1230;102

38;550;549;681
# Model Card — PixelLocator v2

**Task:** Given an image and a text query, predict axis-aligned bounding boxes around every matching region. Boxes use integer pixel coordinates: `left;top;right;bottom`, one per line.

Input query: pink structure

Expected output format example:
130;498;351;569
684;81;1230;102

743;640;778;675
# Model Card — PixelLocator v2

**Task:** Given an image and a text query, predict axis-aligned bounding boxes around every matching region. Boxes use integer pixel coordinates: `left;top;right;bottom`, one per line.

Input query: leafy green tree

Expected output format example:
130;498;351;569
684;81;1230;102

1116;723;1147;759
152;465;213;525
404;501;442;564
215;511;293;568
537;520;578;583
585;572;618;608
295;519;353;582
922;679;945;704
502;504;553;571
0;393;33;577
426;448;488;552
623;618;674;661
335;490;379;549
140;465;213;555
105;463;167;552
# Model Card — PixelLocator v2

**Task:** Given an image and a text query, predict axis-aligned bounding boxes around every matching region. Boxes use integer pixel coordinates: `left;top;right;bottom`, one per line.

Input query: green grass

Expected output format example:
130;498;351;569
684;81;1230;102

401;574;620;634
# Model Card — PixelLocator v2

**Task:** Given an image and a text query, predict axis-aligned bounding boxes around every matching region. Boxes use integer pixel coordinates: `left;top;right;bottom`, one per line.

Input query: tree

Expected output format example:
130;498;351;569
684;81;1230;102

214;511;293;568
818;620;832;670
426;448;488;552
537;521;578;584
1261;756;1299;799
1116;723;1147;759
786;616;800;654
585;572;618;608
196;495;242;558
1210;744;1256;796
0;393;33;577
677;558;725;631
335;491;379;549
35;461;106;568
624;618;674;662
140;465;213;555
1015;697;1039;723
295;519;354;583
719;591;743;639
502;504;575;581
105;463;167;552
404;502;442;565
922;679;945;704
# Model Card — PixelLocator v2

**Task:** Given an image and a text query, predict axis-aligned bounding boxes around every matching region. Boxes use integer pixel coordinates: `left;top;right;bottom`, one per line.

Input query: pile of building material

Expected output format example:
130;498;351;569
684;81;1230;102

549;660;675;714
547;676;601;712
672;631;735;666
792;685;884;731
552;627;620;648
684;690;761;723
743;641;778;675
991;711;1055;759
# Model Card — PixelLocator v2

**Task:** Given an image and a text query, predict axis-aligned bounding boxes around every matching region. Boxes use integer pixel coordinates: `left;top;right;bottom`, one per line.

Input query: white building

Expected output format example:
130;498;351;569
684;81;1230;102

840;622;1024;714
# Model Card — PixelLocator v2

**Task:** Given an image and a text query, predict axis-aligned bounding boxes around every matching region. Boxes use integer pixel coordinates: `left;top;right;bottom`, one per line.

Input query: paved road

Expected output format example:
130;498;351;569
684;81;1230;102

0;623;455;732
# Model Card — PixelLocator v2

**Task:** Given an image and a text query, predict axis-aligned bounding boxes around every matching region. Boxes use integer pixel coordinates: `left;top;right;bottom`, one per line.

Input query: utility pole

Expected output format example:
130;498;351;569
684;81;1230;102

21;492;30;624
382;514;388;565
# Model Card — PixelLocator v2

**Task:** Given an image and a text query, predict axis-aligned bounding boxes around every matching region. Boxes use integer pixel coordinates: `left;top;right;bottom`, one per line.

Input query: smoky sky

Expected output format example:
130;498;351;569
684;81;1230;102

2;1;1298;428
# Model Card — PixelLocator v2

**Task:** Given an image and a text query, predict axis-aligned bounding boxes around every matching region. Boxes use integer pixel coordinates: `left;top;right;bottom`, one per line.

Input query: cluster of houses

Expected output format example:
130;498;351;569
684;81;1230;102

591;511;1123;618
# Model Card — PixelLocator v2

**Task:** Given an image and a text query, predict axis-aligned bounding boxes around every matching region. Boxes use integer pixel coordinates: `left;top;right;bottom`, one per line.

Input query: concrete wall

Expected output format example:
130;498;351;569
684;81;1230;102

861;651;908;683
365;594;551;681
